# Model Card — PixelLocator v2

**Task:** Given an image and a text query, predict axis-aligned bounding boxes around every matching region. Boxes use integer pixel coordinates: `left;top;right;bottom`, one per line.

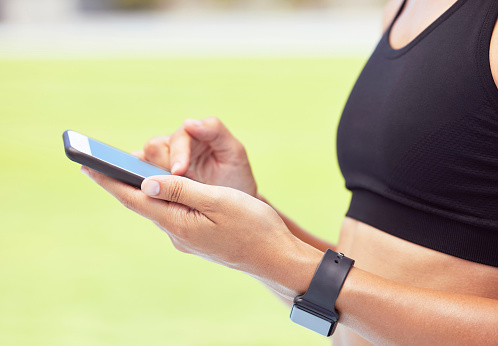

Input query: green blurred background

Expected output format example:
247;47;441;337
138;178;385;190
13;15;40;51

0;57;366;345
0;0;384;344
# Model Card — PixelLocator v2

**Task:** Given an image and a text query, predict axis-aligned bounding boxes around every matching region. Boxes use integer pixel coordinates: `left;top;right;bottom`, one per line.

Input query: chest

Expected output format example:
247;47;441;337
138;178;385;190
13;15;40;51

336;0;498;220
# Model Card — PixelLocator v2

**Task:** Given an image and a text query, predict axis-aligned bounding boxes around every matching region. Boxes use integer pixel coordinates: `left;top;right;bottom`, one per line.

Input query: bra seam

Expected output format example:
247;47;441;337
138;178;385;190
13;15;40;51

383;0;468;59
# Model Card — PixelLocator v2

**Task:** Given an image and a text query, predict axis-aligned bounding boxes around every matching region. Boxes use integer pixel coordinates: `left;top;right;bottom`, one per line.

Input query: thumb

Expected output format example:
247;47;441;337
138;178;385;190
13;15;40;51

141;175;218;212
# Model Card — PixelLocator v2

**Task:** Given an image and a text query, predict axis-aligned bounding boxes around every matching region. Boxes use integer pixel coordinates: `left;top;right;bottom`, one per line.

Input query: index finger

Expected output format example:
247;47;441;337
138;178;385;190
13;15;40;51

169;127;192;176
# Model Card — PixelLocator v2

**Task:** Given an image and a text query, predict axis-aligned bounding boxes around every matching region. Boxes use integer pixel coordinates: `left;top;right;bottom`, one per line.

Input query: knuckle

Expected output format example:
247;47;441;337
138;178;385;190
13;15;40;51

144;137;167;155
168;180;184;204
204;116;222;129
227;139;248;161
234;140;246;155
144;140;159;156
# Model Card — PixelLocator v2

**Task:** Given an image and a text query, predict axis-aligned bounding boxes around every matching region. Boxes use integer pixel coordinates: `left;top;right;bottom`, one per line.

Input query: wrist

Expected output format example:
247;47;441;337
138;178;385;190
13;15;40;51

259;237;324;299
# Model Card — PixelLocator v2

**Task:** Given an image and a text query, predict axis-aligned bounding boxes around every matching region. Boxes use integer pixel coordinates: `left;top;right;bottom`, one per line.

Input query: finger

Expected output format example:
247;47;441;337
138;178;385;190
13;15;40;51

81;166;206;234
143;135;171;169
81;166;162;220
141;174;220;215
131;150;145;159
183;117;241;154
168;128;192;176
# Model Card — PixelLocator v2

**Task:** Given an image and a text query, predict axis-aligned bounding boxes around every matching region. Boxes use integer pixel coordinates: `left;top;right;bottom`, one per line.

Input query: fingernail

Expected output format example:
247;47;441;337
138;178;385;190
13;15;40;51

185;118;203;127
143;180;160;196
80;167;90;178
171;162;181;174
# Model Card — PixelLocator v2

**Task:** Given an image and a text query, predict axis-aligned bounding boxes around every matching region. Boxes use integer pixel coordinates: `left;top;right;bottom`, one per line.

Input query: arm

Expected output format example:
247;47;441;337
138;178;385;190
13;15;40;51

83;168;498;345
256;193;334;306
334;267;498;345
257;194;335;253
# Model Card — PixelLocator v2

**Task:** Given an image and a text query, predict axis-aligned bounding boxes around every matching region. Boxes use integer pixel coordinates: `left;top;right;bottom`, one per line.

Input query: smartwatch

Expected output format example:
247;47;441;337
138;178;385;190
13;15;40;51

290;249;354;337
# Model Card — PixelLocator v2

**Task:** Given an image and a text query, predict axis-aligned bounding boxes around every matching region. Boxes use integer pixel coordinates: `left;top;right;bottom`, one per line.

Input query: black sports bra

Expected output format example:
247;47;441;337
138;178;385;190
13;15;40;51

336;0;498;267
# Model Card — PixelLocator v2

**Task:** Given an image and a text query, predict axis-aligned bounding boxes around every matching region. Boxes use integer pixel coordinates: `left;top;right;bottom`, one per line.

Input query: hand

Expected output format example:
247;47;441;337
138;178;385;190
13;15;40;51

81;167;322;299
141;117;258;197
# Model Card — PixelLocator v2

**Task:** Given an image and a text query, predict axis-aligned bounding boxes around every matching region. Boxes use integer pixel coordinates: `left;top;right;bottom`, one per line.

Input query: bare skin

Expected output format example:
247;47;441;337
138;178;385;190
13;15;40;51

332;0;498;344
81;0;498;345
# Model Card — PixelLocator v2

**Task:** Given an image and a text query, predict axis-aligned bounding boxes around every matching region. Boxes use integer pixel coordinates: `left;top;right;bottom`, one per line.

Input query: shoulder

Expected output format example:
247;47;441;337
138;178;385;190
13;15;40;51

381;0;405;33
490;19;498;88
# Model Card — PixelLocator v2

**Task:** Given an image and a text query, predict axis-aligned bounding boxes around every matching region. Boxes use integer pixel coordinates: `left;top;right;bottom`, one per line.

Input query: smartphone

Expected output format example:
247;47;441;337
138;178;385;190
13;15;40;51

63;130;171;188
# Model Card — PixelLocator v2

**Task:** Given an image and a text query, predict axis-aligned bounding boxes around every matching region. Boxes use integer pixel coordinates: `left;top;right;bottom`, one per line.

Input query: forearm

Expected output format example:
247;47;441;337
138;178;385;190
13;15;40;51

264;242;497;344
257;194;336;252
254;197;497;344
335;267;498;345
255;237;324;307
255;194;333;306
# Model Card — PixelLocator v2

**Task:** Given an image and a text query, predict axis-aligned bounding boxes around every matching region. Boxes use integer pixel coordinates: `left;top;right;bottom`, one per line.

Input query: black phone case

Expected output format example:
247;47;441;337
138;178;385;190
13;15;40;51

63;130;145;188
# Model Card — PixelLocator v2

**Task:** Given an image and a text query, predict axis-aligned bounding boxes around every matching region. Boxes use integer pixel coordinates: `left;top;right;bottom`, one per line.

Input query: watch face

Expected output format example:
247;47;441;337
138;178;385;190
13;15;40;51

290;305;333;337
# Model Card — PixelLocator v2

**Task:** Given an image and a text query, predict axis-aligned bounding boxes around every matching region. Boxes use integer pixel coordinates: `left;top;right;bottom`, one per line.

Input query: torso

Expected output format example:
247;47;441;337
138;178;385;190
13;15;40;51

333;1;498;344
334;217;498;346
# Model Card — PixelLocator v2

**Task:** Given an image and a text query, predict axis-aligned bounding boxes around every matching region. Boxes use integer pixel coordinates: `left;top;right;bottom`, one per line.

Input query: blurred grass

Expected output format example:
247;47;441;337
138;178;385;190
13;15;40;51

0;57;364;346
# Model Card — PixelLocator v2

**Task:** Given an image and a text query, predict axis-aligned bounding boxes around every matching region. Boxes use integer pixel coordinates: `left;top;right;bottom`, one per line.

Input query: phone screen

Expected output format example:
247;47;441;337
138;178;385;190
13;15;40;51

87;137;170;177
66;130;170;178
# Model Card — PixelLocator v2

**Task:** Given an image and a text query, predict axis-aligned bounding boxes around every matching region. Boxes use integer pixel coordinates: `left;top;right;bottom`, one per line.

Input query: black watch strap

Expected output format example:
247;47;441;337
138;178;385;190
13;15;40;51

290;249;354;337
302;249;354;312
